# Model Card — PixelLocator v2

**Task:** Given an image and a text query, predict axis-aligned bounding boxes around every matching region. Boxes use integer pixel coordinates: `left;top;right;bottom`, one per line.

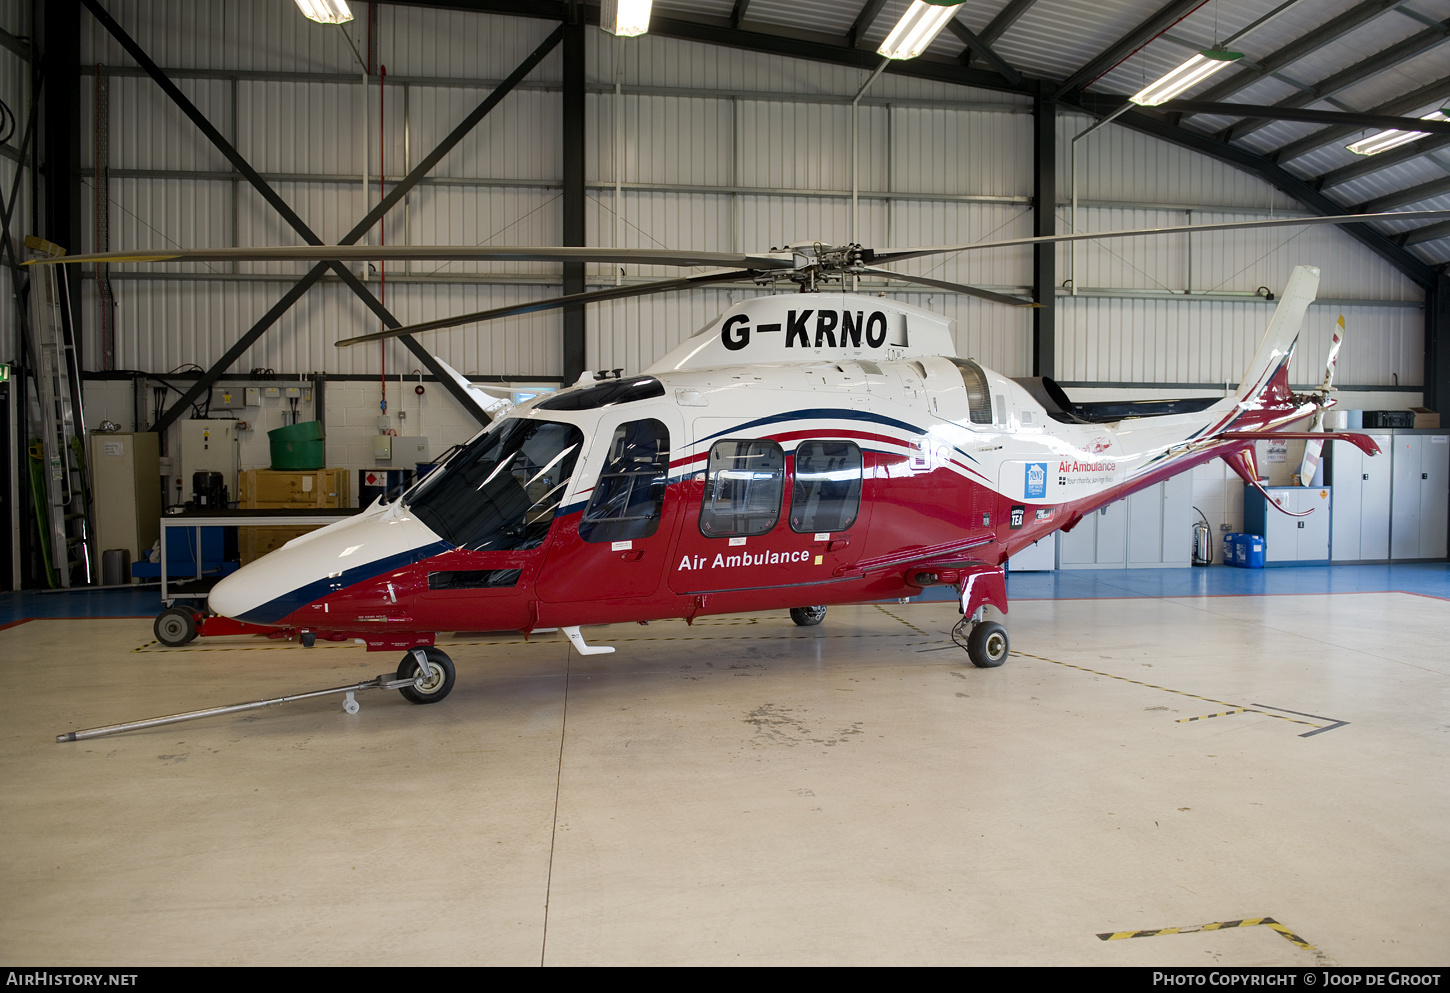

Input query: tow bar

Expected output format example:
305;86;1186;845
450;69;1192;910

57;673;418;743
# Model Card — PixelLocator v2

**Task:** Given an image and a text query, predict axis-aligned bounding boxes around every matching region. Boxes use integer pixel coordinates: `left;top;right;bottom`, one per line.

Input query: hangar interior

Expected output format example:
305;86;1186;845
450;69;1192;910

0;0;1447;967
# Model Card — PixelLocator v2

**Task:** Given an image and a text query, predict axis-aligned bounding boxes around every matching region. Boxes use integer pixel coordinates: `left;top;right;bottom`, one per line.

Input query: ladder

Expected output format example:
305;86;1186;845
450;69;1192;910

25;236;93;588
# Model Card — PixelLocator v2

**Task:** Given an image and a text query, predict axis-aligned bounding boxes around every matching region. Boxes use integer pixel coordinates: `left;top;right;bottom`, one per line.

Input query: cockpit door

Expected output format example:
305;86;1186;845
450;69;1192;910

536;407;684;604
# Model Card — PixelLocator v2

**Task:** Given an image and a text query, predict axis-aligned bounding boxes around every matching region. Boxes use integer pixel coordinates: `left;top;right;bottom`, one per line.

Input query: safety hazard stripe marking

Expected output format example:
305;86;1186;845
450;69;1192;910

1098;916;1314;950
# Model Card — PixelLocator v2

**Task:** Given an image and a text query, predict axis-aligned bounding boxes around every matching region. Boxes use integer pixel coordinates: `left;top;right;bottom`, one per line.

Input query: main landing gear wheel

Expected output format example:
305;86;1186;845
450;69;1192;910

966;621;1010;669
790;605;827;627
154;606;199;647
396;647;456;705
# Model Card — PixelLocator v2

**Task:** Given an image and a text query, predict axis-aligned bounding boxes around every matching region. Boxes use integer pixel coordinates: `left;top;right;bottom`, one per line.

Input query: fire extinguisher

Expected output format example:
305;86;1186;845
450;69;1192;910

1192;508;1213;566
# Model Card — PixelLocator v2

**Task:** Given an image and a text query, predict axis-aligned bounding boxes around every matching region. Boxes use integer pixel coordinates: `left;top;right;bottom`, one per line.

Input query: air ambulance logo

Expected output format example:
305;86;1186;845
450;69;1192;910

1025;462;1047;500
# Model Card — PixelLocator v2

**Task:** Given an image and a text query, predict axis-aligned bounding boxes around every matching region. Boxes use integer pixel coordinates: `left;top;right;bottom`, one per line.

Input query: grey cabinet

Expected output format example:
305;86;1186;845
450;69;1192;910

1328;434;1392;562
1389;432;1449;560
1327;430;1447;562
1057;474;1191;569
1245;486;1332;565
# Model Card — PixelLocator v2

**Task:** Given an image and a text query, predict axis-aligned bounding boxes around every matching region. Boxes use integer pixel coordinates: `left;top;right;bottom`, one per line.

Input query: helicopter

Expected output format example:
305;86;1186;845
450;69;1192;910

35;213;1431;704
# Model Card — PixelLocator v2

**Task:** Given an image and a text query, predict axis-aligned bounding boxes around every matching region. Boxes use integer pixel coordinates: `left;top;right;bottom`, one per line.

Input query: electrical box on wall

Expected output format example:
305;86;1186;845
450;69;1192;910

374;436;430;464
210;386;246;409
244;387;260;406
180;420;238;492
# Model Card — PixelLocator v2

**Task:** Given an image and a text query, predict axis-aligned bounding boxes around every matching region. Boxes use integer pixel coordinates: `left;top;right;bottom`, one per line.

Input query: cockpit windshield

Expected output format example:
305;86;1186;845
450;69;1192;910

406;417;584;551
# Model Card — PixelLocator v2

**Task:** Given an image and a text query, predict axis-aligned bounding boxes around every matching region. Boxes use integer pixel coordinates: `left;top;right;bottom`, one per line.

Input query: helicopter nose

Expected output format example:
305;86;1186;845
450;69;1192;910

207;564;271;621
206;505;449;625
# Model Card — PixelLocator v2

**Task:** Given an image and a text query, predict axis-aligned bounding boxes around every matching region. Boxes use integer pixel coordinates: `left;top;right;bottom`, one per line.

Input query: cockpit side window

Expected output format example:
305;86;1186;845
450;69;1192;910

408;418;583;551
699;439;784;537
580;419;671;543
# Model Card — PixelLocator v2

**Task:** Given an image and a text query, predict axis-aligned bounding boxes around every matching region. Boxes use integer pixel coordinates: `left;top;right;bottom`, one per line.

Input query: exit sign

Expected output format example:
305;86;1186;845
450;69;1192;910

0;363;9;382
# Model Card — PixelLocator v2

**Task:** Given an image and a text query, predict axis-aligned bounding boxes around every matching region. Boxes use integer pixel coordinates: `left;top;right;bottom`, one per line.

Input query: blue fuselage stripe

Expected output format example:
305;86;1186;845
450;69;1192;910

235;540;452;624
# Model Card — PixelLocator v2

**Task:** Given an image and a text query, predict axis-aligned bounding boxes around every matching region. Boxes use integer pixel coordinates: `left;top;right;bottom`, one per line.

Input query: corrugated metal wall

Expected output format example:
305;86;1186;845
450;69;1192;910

70;1;1424;393
0;2;31;368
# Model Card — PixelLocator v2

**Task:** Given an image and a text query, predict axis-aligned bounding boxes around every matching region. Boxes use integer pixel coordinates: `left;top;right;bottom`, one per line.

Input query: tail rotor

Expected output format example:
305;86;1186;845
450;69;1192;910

1297;314;1344;486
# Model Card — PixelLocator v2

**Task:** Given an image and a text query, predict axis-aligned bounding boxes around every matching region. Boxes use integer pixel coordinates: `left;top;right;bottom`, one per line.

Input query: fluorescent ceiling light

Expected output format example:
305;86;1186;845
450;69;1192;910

602;0;652;38
878;1;964;61
295;0;353;24
1129;49;1243;107
1346;109;1450;156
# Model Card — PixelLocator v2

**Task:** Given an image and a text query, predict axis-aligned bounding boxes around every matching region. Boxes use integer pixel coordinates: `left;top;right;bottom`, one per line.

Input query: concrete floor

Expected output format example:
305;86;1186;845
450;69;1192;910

2;586;1447;966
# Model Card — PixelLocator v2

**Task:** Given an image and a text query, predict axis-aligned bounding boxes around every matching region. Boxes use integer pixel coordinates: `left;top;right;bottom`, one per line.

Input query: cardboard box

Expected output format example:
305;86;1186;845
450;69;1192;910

239;468;351;509
1410;406;1440;429
238;525;324;565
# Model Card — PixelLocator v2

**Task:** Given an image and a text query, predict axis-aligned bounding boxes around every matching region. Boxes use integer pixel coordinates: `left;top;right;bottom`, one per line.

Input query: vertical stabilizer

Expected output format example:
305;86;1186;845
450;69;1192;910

1233;265;1320;406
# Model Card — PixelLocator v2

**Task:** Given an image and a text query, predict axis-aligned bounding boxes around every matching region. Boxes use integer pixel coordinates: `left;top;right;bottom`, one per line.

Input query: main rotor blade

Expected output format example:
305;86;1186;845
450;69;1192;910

25;245;798;270
335;268;759;347
856;266;1037;307
870;208;1450;265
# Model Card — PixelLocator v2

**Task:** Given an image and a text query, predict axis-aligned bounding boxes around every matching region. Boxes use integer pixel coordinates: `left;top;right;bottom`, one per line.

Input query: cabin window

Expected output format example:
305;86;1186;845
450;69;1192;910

407;418;583;551
699;439;784;537
580;419;671;543
950;359;994;425
790;440;861;533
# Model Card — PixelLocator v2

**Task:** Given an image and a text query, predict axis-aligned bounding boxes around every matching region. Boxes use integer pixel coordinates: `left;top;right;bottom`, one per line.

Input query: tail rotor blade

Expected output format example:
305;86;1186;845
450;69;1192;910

1300;315;1345;486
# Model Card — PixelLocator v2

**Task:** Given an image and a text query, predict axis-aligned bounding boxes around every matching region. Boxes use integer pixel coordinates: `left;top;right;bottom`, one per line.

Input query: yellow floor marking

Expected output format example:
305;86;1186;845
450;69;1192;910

1013;651;1326;732
1098;916;1314;950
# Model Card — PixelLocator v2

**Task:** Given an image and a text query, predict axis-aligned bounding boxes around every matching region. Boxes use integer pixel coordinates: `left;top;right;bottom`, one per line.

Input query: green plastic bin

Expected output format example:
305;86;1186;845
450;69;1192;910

268;421;325;470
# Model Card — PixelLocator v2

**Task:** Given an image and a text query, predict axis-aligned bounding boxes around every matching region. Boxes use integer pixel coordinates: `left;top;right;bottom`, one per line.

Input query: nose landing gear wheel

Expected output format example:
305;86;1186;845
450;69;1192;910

966;621;1009;668
396;647;456;705
790;605;827;627
154;606;199;647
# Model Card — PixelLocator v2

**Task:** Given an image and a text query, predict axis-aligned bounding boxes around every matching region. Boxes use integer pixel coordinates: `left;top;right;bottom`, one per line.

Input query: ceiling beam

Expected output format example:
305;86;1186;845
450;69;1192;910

945;16;1022;85
1357;175;1450;214
1153;101;1450;135
1397;218;1450;247
1072;99;1438;287
729;0;750;31
1269;74;1450;164
1315;134;1450;191
1051;0;1206;100
847;0;890;49
1193;0;1402;105
1211;18;1450;143
980;0;1039;44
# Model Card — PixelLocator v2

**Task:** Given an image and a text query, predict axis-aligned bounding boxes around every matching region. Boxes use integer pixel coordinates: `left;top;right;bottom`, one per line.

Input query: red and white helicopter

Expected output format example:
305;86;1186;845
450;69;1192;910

41;212;1432;706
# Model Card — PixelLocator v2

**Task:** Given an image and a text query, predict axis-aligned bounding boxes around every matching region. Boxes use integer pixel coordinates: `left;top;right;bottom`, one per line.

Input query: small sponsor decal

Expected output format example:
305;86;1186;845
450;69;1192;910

1025;462;1048;499
1010;506;1025;529
1034;508;1053;521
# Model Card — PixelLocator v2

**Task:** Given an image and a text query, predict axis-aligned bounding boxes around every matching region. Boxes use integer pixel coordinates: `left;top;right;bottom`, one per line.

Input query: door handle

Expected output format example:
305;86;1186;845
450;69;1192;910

620;549;645;562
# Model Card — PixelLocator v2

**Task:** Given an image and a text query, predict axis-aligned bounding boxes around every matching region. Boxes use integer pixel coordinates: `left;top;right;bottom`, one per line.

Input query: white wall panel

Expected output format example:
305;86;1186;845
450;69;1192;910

1059;112;1301;211
892;107;1032;197
1057;297;1422;389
